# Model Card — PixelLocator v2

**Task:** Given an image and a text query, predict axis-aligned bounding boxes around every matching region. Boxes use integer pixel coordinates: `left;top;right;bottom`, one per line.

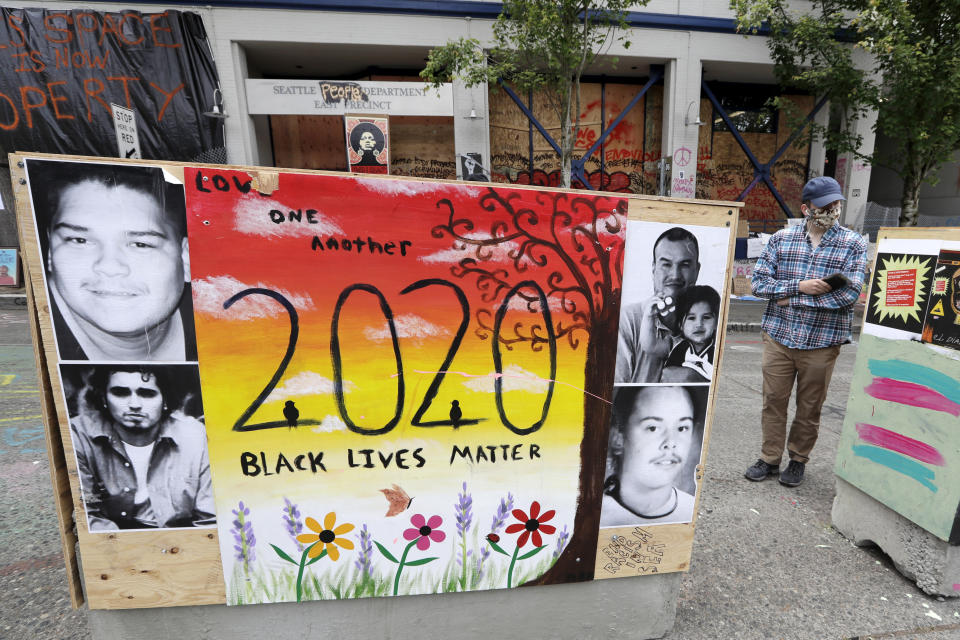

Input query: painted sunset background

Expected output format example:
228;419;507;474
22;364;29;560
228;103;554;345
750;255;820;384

184;168;625;603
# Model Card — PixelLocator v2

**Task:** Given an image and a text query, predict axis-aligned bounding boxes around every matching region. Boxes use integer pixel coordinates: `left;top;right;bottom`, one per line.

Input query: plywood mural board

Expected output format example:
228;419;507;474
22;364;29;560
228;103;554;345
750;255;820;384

13;152;739;609
835;228;960;543
489;82;662;193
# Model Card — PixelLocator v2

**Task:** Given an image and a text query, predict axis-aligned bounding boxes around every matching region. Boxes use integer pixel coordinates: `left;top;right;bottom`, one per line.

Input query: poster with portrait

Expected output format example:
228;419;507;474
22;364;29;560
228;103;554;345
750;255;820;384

15;154;738;609
921;243;960;351
0;248;18;286
615;220;731;384
863;239;939;341
345;115;390;175
21;157;215;543
599;384;709;528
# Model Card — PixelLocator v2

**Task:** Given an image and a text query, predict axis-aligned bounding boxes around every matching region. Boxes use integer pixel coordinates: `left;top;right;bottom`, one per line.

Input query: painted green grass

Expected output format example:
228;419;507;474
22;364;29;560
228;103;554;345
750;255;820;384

227;536;562;605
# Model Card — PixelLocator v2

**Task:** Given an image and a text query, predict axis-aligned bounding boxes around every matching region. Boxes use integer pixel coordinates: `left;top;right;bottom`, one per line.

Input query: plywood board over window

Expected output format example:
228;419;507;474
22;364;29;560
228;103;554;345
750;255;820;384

696;93;813;222
489;82;662;193
12;152;739;610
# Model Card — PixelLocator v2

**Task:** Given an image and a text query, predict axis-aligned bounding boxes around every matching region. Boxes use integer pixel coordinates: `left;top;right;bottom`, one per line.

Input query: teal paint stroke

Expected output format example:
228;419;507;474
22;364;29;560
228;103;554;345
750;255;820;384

868;359;960;406
852;444;938;492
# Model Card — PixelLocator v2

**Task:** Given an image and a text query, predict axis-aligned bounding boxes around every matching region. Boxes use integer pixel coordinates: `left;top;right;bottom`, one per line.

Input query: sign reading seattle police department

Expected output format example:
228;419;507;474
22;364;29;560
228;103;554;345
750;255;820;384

245;79;454;116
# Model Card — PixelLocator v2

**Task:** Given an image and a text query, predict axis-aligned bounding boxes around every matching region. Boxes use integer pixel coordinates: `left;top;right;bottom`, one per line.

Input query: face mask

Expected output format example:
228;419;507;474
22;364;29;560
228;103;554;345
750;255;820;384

807;204;841;229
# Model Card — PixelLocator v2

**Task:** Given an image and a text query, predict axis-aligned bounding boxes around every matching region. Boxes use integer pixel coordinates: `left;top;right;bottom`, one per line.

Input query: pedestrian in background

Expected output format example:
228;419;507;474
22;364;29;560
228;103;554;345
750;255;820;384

744;176;867;487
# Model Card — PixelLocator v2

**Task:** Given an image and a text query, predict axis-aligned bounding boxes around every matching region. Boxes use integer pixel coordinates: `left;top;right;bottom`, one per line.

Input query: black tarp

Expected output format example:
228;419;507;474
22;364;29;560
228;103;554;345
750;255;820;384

0;8;224;161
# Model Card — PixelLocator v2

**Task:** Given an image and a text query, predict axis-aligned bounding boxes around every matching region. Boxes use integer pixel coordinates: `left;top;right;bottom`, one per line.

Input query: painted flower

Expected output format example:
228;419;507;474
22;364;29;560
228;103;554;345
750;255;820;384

296;512;355;560
505;500;556;547
403;513;445;551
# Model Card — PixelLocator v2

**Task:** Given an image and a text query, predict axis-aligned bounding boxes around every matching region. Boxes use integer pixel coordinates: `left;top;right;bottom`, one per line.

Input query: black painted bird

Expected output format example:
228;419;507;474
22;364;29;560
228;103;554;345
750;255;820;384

449;399;462;429
283;400;299;427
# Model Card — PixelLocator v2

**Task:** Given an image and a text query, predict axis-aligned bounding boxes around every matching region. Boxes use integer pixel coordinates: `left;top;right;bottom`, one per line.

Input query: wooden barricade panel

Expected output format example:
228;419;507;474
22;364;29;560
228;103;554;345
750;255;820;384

11;152;740;608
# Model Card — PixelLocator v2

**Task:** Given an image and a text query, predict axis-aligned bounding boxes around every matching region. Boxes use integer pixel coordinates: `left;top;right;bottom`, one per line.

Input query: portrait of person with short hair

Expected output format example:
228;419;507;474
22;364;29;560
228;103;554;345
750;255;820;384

616;222;728;383
25;160;196;362
62;363;214;532
600;385;706;527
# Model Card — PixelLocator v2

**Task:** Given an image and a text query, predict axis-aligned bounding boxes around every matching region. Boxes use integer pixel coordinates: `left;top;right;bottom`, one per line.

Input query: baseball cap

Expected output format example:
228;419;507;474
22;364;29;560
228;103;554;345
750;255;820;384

801;176;846;208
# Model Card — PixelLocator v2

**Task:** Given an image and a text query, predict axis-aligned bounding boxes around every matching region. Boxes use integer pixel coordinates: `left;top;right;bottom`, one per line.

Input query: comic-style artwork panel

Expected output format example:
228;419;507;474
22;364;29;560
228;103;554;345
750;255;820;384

59;363;215;533
835;333;960;542
615;221;730;384
600;385;708;528
184;168;626;604
864;250;936;339
345;115;390;175
23;159;197;362
922;244;960;351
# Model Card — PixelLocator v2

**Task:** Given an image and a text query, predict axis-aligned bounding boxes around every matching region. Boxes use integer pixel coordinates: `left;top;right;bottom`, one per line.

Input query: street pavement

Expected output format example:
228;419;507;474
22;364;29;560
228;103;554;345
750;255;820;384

1;296;959;640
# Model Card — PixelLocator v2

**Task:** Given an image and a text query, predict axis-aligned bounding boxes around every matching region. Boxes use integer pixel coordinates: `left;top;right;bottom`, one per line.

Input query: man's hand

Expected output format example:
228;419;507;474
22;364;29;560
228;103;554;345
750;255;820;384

798;278;832;295
777;297;790;306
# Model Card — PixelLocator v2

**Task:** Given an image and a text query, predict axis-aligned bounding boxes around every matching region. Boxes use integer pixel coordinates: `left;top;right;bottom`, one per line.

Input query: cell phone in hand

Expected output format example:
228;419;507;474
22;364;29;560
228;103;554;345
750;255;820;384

822;272;849;291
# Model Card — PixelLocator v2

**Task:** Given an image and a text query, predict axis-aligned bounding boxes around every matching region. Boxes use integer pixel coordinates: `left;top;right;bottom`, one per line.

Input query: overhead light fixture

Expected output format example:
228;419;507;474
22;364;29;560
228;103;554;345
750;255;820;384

464;108;482;119
684;100;705;127
203;88;228;119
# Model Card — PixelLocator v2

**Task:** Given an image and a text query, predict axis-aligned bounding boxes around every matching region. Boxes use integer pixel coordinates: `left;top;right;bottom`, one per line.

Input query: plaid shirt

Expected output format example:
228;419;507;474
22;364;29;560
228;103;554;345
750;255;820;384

752;222;867;349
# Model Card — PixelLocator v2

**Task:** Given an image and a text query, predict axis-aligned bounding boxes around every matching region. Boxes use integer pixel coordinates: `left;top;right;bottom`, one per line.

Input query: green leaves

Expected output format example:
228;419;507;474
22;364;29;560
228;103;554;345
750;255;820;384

518;545;547;560
403;557;438;567
487;539;510;556
733;0;960;224
421;0;645;188
374;541;399;564
270;543;296;565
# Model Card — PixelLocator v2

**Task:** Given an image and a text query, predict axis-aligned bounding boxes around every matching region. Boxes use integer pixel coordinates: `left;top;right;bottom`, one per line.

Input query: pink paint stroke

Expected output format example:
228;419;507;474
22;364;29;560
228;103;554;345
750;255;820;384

865;378;960;417
390;369;612;404
855;423;945;466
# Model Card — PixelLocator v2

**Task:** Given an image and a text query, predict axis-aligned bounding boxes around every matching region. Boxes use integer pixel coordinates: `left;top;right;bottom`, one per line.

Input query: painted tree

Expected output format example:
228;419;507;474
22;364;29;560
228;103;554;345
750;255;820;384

433;185;626;584
420;0;638;189
733;0;960;226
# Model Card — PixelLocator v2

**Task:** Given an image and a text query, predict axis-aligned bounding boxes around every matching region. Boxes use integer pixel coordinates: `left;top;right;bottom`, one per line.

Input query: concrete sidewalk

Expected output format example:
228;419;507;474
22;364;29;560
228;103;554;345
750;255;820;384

1;299;958;640
670;301;960;639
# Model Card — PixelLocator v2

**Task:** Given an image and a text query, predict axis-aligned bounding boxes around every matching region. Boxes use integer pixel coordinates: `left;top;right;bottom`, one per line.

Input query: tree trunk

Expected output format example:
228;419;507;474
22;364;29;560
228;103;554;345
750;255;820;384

560;88;573;189
524;304;618;585
899;174;922;226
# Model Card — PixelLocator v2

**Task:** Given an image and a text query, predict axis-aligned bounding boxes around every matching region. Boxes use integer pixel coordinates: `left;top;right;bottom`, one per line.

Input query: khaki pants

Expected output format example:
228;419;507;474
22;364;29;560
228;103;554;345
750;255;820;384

760;331;841;465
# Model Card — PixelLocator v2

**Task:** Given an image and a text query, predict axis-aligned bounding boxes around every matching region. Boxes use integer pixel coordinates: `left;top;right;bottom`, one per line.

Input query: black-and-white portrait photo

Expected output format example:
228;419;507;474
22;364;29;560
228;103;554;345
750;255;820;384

615;221;729;384
600;385;708;527
25;159;196;362
60;363;214;532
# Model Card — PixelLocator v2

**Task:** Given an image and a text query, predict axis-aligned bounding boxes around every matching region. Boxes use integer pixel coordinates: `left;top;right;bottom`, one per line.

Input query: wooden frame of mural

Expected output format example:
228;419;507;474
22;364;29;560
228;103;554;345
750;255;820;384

836;227;960;543
11;152;740;609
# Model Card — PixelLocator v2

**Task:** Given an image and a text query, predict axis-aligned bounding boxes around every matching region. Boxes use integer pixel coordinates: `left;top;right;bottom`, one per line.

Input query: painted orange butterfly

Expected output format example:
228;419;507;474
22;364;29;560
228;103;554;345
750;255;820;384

380;484;413;517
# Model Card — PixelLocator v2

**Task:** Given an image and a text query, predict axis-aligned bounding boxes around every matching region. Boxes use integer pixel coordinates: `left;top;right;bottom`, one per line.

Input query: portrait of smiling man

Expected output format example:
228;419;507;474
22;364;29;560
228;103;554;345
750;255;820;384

616;226;702;383
27;160;197;361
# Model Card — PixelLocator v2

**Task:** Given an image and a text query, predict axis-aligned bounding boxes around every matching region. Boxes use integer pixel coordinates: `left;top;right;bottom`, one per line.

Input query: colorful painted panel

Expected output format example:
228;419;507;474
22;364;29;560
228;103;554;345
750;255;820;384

922;245;960;350
837;234;960;542
185;169;627;603
835;333;960;541
15;153;737;608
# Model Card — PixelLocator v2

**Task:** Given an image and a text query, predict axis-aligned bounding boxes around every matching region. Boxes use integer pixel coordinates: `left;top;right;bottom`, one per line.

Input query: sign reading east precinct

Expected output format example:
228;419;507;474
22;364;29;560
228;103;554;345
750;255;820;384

245;79;454;116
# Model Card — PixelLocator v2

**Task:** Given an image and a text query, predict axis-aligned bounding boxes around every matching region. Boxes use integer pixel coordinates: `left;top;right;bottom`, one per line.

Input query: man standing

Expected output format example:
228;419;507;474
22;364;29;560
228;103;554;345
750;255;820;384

616;227;700;383
745;176;867;487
